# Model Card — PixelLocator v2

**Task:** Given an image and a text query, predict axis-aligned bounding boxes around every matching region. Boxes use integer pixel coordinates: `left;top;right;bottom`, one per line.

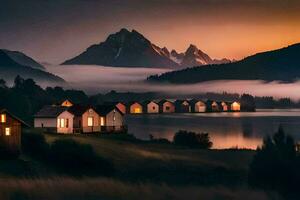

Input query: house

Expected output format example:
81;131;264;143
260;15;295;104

175;100;191;113
211;101;220;112
0;108;28;156
143;100;159;113
230;101;241;111
158;100;175;113
190;99;206;113
68;105;100;133
34;105;74;134
128;102;143;114
221;102;229;112
96;105;125;132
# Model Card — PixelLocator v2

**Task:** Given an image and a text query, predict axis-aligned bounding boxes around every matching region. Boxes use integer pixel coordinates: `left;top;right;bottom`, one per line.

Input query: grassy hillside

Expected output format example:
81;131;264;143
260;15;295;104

0;133;276;200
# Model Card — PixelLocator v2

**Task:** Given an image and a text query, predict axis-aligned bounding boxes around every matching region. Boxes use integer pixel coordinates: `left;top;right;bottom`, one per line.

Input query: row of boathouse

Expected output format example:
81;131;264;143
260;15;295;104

113;99;241;114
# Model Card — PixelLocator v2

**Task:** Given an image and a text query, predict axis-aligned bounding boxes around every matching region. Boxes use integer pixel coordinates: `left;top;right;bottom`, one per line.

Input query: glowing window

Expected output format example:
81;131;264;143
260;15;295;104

1;114;6;123
88;117;93;127
5;127;10;136
134;108;141;113
100;117;105;126
59;118;65;128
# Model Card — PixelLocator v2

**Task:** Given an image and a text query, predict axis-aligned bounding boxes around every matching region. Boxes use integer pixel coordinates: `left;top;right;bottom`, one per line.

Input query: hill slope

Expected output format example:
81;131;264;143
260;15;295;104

147;43;300;83
0;50;65;85
2;49;45;70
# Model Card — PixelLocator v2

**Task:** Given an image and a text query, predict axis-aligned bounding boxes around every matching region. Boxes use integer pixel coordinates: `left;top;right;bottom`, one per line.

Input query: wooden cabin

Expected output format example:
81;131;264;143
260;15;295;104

0;108;27;156
143;101;159;114
34;106;74;134
96;105;125;132
68;105;100;133
211;101;220;112
175;100;191;113
231;101;241;111
158;100;175;113
129;102;143;114
190;100;206;113
221;102;229;112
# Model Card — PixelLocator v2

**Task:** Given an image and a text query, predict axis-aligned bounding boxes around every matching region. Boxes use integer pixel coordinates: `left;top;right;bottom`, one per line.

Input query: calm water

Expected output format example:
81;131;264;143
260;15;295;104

125;109;300;149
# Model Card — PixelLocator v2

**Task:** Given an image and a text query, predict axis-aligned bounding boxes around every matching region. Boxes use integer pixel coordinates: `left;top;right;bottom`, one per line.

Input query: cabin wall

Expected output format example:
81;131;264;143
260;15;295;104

34;118;57;128
162;102;175;113
82;109;100;133
130;103;143;114
104;109;124;130
0;113;21;154
147;102;159;113
195;102;206;112
57;111;74;134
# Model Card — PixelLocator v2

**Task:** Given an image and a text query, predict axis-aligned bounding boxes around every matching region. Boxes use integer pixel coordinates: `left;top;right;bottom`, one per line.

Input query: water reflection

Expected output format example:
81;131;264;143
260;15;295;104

125;109;300;149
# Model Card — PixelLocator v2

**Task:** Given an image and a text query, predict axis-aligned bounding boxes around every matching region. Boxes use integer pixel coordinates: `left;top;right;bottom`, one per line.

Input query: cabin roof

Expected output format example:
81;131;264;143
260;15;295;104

34;105;70;118
142;100;159;106
0;108;30;127
68;104;94;116
95;105;123;116
158;99;174;105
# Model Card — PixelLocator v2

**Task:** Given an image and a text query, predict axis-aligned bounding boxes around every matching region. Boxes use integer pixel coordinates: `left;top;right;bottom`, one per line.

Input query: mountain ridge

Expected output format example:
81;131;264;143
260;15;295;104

62;28;230;68
147;43;300;83
0;50;65;86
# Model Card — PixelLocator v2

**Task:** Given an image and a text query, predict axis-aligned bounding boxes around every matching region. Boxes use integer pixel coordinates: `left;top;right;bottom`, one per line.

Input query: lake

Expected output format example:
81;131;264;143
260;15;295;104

125;109;300;149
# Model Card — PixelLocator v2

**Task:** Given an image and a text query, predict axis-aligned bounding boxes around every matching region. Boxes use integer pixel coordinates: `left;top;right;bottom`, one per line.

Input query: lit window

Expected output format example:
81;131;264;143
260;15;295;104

100;117;105;126
59;118;65;128
88;117;93;127
5;127;10;136
1;114;6;123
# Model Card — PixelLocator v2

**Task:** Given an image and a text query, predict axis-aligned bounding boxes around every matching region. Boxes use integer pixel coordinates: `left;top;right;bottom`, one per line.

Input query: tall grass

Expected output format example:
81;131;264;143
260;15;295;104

0;178;280;200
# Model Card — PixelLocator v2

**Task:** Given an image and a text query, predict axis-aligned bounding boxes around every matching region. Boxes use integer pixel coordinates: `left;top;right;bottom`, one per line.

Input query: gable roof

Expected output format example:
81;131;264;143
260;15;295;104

95;105;123;116
0;108;30;127
68;104;94;117
34;105;70;118
158;99;175;106
142;100;159;106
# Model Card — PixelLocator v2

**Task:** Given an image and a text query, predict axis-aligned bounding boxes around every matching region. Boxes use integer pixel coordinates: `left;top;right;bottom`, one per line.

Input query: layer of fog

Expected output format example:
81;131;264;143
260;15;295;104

46;64;300;100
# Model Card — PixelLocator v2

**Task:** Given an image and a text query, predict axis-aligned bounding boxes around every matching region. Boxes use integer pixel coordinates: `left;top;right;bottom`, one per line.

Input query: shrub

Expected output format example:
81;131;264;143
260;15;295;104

49;139;114;176
249;127;300;196
173;130;213;149
21;131;49;159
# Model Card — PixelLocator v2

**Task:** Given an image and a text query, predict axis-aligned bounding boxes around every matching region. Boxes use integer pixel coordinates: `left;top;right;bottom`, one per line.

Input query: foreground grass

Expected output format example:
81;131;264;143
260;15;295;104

44;133;255;185
0;177;280;200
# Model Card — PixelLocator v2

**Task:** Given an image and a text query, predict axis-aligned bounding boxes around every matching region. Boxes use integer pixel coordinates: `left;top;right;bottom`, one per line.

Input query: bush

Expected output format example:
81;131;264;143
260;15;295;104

21;131;49;159
49;139;114;176
173;130;213;149
249;127;300;196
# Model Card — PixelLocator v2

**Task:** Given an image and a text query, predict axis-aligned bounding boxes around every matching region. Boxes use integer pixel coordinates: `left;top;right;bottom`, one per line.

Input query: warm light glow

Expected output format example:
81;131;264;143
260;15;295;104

88;117;94;127
5;127;10;136
1;114;6;123
58;118;65;128
61;100;73;107
134;108;141;113
231;102;241;111
100;117;105;126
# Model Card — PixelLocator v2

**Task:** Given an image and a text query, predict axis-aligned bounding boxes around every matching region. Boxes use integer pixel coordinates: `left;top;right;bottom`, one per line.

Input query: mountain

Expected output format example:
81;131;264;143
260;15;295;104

0;50;65;86
63;28;179;68
62;28;230;68
147;43;300;83
2;49;45;70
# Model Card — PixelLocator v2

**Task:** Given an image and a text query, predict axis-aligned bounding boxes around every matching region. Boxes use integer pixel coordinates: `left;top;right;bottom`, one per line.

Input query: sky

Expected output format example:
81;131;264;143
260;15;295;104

1;0;300;64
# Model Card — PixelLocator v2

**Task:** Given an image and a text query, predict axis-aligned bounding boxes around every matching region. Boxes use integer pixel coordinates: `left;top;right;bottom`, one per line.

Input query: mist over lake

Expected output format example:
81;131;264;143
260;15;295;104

46;64;300;100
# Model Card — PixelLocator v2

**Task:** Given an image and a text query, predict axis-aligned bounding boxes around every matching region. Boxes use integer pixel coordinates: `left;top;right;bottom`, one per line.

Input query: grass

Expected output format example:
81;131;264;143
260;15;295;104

44;133;255;185
0;177;280;200
0;132;265;199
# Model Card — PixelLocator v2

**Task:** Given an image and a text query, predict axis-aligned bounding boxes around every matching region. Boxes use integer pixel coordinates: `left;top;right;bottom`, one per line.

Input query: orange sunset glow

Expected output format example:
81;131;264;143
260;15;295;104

1;0;300;63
